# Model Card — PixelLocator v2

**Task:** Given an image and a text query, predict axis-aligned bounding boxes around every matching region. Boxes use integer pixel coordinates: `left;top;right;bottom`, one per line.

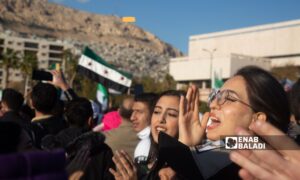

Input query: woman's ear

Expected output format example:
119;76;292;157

256;112;267;122
250;112;267;130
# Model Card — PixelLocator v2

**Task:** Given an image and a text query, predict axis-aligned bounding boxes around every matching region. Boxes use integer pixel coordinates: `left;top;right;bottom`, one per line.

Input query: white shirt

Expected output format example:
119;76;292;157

134;126;151;162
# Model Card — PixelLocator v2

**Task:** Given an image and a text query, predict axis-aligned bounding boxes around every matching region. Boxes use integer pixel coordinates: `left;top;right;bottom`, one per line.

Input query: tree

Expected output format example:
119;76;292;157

0;49;20;89
19;52;38;96
136;74;177;93
159;73;176;91
271;65;300;81
62;49;79;88
73;76;97;100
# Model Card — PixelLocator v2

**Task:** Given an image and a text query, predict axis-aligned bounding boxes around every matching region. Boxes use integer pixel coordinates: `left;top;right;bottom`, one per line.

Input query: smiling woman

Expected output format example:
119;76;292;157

109;90;185;180
150;90;183;143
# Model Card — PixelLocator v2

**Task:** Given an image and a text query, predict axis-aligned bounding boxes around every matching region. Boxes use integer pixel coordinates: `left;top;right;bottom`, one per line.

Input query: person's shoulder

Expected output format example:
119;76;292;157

209;163;240;180
1;111;22;121
101;142;113;152
44;116;68;127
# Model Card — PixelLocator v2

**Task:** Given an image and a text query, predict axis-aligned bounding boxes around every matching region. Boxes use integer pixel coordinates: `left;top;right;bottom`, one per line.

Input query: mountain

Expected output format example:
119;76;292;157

0;0;183;80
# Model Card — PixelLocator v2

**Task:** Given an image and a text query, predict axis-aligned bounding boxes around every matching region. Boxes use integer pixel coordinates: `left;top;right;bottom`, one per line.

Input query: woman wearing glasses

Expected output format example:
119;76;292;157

157;66;291;180
108;66;290;180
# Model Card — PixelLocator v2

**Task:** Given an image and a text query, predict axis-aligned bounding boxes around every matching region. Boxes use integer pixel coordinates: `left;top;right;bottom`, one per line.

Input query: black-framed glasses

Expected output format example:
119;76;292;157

208;89;255;110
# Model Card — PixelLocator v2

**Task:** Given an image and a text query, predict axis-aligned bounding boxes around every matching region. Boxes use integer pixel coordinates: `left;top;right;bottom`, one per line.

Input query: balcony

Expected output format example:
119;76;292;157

24;42;39;50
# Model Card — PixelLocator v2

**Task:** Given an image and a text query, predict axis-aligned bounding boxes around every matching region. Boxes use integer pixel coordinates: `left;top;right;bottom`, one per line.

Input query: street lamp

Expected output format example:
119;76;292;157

202;48;217;89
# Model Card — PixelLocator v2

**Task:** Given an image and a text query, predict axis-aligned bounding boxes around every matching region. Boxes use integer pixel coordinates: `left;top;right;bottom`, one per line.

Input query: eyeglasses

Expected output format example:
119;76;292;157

208;89;255;110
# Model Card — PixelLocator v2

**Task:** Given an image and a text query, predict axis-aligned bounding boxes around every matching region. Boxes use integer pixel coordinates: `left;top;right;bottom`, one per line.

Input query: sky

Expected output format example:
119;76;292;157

49;0;300;54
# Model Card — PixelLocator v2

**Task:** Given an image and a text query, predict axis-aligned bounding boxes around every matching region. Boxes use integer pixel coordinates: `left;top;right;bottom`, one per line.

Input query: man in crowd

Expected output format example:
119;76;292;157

42;97;114;180
103;96;138;158
30;82;67;148
1;88;29;127
0;88;34;152
130;93;158;164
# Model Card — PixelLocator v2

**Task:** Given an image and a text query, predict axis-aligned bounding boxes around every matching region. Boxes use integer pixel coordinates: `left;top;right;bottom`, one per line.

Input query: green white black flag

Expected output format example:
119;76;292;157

78;47;132;93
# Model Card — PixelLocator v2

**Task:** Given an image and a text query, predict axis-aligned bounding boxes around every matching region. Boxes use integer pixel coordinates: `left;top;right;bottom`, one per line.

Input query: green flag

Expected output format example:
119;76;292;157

96;83;108;112
78;47;132;93
214;71;224;89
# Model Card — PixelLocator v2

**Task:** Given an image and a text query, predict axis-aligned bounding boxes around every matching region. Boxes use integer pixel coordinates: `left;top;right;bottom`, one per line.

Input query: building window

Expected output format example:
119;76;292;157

24;42;38;49
39;60;46;64
49;53;63;59
7;48;14;53
0;39;4;45
42;45;47;49
24;50;38;56
17;42;22;46
8;41;13;45
49;45;63;51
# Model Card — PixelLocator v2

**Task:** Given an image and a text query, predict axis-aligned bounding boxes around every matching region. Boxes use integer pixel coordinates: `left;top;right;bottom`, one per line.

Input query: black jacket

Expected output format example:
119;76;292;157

42;127;115;180
1;111;35;141
31;116;68;148
147;133;241;180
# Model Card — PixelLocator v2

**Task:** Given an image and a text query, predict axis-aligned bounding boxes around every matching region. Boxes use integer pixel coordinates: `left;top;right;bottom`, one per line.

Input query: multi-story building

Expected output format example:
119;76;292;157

0;32;73;89
170;19;300;101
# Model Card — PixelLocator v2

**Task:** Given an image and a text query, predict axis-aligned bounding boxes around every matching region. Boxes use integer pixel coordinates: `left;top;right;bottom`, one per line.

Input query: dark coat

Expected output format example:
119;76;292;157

31;116;68;148
1;111;34;139
147;133;241;180
42;127;115;180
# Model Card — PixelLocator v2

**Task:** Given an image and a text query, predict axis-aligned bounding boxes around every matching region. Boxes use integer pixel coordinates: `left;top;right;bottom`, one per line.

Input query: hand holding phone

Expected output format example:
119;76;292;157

32;70;53;81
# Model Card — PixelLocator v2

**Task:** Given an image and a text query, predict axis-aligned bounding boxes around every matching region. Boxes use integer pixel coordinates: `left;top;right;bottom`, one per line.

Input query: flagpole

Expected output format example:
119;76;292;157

202;48;217;89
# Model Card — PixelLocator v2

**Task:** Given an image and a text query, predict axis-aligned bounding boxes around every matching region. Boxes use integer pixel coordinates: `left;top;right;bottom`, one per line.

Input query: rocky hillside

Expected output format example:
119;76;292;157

0;0;183;79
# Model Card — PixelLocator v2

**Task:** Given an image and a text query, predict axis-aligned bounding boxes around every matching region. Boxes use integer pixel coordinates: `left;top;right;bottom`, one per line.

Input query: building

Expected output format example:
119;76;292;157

170;19;300;101
0;32;73;89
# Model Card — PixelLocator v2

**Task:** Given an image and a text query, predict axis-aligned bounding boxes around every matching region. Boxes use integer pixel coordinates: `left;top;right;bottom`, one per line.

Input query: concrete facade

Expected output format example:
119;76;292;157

169;19;300;102
189;19;300;67
0;33;73;88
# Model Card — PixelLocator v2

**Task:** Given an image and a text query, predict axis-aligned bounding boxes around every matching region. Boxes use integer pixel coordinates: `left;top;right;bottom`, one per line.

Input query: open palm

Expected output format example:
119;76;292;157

178;85;209;146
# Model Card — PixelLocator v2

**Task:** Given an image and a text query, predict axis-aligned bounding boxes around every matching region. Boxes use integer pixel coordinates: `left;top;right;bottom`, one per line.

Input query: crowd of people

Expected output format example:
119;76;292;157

0;66;299;180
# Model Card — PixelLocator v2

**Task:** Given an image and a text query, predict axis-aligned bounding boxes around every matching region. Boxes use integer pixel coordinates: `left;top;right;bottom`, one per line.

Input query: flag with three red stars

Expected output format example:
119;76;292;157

77;47;132;93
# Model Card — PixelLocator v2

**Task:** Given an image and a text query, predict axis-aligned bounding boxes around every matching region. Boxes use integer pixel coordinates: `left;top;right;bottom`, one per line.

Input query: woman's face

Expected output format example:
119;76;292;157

207;75;255;141
151;95;180;143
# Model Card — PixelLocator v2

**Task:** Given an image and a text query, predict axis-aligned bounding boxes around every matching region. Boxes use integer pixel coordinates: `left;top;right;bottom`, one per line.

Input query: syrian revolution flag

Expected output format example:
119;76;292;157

78;47;132;93
213;70;224;89
96;83;108;112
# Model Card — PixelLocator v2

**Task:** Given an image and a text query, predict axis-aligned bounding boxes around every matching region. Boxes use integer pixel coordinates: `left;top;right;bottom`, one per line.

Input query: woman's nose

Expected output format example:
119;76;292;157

209;97;220;110
159;112;167;124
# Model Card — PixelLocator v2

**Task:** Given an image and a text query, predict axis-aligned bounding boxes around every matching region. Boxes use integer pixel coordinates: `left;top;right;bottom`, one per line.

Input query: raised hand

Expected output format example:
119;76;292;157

158;167;177;180
66;146;90;179
230;121;300;180
48;70;70;91
109;150;138;180
178;85;209;146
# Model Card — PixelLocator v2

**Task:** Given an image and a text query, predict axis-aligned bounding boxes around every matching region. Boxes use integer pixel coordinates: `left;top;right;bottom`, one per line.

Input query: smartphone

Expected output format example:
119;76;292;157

32;70;53;81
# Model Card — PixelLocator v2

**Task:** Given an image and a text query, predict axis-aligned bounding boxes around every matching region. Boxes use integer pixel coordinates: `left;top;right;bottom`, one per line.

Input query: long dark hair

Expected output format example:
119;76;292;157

235;66;290;133
147;90;186;164
289;79;300;124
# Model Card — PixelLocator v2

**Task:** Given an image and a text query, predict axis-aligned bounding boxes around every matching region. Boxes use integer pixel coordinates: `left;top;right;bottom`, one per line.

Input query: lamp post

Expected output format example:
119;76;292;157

202;48;217;89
